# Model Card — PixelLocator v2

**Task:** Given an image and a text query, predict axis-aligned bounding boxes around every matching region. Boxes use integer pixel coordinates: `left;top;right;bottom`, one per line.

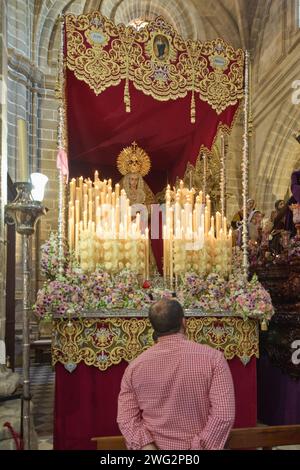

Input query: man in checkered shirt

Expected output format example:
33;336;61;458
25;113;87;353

117;299;235;450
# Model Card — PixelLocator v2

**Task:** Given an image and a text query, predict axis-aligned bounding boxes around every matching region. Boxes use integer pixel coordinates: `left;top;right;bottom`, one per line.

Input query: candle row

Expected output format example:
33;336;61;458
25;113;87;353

68;172;149;279
78;224;149;275
163;182;232;287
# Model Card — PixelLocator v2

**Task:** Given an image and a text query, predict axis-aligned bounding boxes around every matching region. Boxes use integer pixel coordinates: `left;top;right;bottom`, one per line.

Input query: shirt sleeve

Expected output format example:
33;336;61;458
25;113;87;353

190;353;235;450
117;365;154;450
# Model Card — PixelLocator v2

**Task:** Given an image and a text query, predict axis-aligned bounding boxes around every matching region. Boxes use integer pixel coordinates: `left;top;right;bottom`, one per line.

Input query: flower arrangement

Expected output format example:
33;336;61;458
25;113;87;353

34;266;150;317
288;236;300;261
34;235;274;322
40;232;71;280
34;266;274;323
34;277;85;318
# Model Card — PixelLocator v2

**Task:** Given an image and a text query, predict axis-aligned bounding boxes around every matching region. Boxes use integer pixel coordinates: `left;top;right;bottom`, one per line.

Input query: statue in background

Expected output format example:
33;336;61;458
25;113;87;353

286;170;300;237
117;142;156;206
117;142;158;274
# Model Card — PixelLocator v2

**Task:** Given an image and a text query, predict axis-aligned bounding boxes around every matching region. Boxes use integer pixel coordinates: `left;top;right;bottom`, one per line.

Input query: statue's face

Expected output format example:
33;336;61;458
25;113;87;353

278;200;284;210
129;174;139;190
253;212;262;225
128;155;140;173
247;199;255;211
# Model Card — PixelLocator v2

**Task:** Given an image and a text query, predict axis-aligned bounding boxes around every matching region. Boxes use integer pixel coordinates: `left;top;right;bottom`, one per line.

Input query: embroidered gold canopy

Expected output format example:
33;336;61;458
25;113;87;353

65;12;244;115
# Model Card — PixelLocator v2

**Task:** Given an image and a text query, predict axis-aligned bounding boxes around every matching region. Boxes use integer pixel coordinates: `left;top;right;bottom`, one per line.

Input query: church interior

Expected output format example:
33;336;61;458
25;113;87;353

0;0;300;452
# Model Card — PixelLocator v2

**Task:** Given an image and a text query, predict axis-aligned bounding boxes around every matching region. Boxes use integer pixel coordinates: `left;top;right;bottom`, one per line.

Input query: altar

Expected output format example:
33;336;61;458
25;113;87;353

52;312;258;450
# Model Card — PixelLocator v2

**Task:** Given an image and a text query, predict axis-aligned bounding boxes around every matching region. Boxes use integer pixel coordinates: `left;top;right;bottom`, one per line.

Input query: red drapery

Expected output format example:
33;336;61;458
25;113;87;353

66;70;239;193
54;358;256;450
66;70;238;193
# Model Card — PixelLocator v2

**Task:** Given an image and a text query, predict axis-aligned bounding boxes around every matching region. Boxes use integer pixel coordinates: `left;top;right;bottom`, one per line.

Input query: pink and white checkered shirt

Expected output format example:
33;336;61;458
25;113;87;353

117;333;235;450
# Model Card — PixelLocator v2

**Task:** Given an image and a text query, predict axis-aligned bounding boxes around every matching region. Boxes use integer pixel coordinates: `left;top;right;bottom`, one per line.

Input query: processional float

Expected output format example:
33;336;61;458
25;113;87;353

54;11;250;285
33;12;275;453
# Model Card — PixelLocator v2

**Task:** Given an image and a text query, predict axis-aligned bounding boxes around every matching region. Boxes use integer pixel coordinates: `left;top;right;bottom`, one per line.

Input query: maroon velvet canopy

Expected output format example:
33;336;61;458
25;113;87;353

64;12;243;193
66;69;239;193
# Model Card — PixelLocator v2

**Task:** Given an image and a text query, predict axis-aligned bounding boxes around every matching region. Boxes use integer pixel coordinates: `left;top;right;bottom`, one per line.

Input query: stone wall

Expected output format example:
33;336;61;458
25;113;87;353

250;0;300;216
0;0;8;339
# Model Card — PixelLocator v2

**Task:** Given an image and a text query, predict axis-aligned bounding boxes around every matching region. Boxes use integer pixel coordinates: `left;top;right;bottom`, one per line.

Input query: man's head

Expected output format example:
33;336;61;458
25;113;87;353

149;299;185;338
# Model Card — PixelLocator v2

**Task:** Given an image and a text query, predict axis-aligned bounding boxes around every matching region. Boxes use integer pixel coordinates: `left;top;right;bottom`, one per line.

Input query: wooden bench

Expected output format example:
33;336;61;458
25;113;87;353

91;435;127;450
226;425;300;450
30;320;52;363
92;425;300;450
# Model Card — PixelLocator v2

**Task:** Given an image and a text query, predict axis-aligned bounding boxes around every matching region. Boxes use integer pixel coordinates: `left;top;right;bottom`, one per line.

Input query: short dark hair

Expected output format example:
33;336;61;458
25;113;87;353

149;299;184;337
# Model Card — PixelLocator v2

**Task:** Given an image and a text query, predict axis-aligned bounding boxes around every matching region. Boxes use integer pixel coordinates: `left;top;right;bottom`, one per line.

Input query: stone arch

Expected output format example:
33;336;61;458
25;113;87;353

251;0;276;83
248;0;300;213
83;0;103;13
36;0;85;71
250;0;272;55
111;0;200;38
257;104;300;210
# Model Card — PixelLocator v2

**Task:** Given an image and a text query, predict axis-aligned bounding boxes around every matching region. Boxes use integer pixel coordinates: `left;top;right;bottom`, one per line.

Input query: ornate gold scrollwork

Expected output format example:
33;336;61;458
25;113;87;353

52;316;258;371
65;12;244;115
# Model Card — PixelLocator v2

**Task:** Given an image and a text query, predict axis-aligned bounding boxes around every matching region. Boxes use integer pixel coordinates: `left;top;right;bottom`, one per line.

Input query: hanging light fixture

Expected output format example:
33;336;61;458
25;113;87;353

30;172;48;202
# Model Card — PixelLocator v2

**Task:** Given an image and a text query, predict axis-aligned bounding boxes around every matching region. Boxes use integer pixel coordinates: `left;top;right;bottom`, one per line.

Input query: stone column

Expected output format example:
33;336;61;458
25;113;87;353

0;0;8;341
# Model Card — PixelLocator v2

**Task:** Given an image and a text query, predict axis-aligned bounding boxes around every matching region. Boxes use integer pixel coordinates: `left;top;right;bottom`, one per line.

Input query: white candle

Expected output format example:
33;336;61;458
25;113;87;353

145;227;149;279
204;207;209;235
206;195;211;221
223;216;227;236
136;213;140;233
69;179;76;204
163;225;167;283
88;201;93;223
211;216;215;237
216;212;221;239
83;194;88;213
76;187;82;214
75;223;79;258
83;210;88;230
75;200;80;225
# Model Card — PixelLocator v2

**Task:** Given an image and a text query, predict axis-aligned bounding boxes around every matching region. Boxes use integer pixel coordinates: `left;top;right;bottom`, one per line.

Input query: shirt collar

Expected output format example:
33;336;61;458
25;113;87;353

157;332;186;344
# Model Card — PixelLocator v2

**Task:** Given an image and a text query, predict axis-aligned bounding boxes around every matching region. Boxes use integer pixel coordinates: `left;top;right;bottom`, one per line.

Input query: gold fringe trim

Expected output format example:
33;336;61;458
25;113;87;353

64;12;245;117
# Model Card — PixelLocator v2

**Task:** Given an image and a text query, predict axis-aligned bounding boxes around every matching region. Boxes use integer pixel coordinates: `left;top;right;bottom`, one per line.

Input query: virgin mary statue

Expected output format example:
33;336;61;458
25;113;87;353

117;142;156;207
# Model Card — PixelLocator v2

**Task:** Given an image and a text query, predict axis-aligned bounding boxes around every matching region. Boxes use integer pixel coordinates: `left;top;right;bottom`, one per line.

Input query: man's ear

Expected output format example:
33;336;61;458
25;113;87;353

182;317;186;330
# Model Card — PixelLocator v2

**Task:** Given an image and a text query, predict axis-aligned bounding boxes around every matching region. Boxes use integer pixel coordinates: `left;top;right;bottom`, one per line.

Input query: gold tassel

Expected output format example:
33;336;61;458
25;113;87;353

124;78;131;113
190;89;196;124
261;319;268;331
